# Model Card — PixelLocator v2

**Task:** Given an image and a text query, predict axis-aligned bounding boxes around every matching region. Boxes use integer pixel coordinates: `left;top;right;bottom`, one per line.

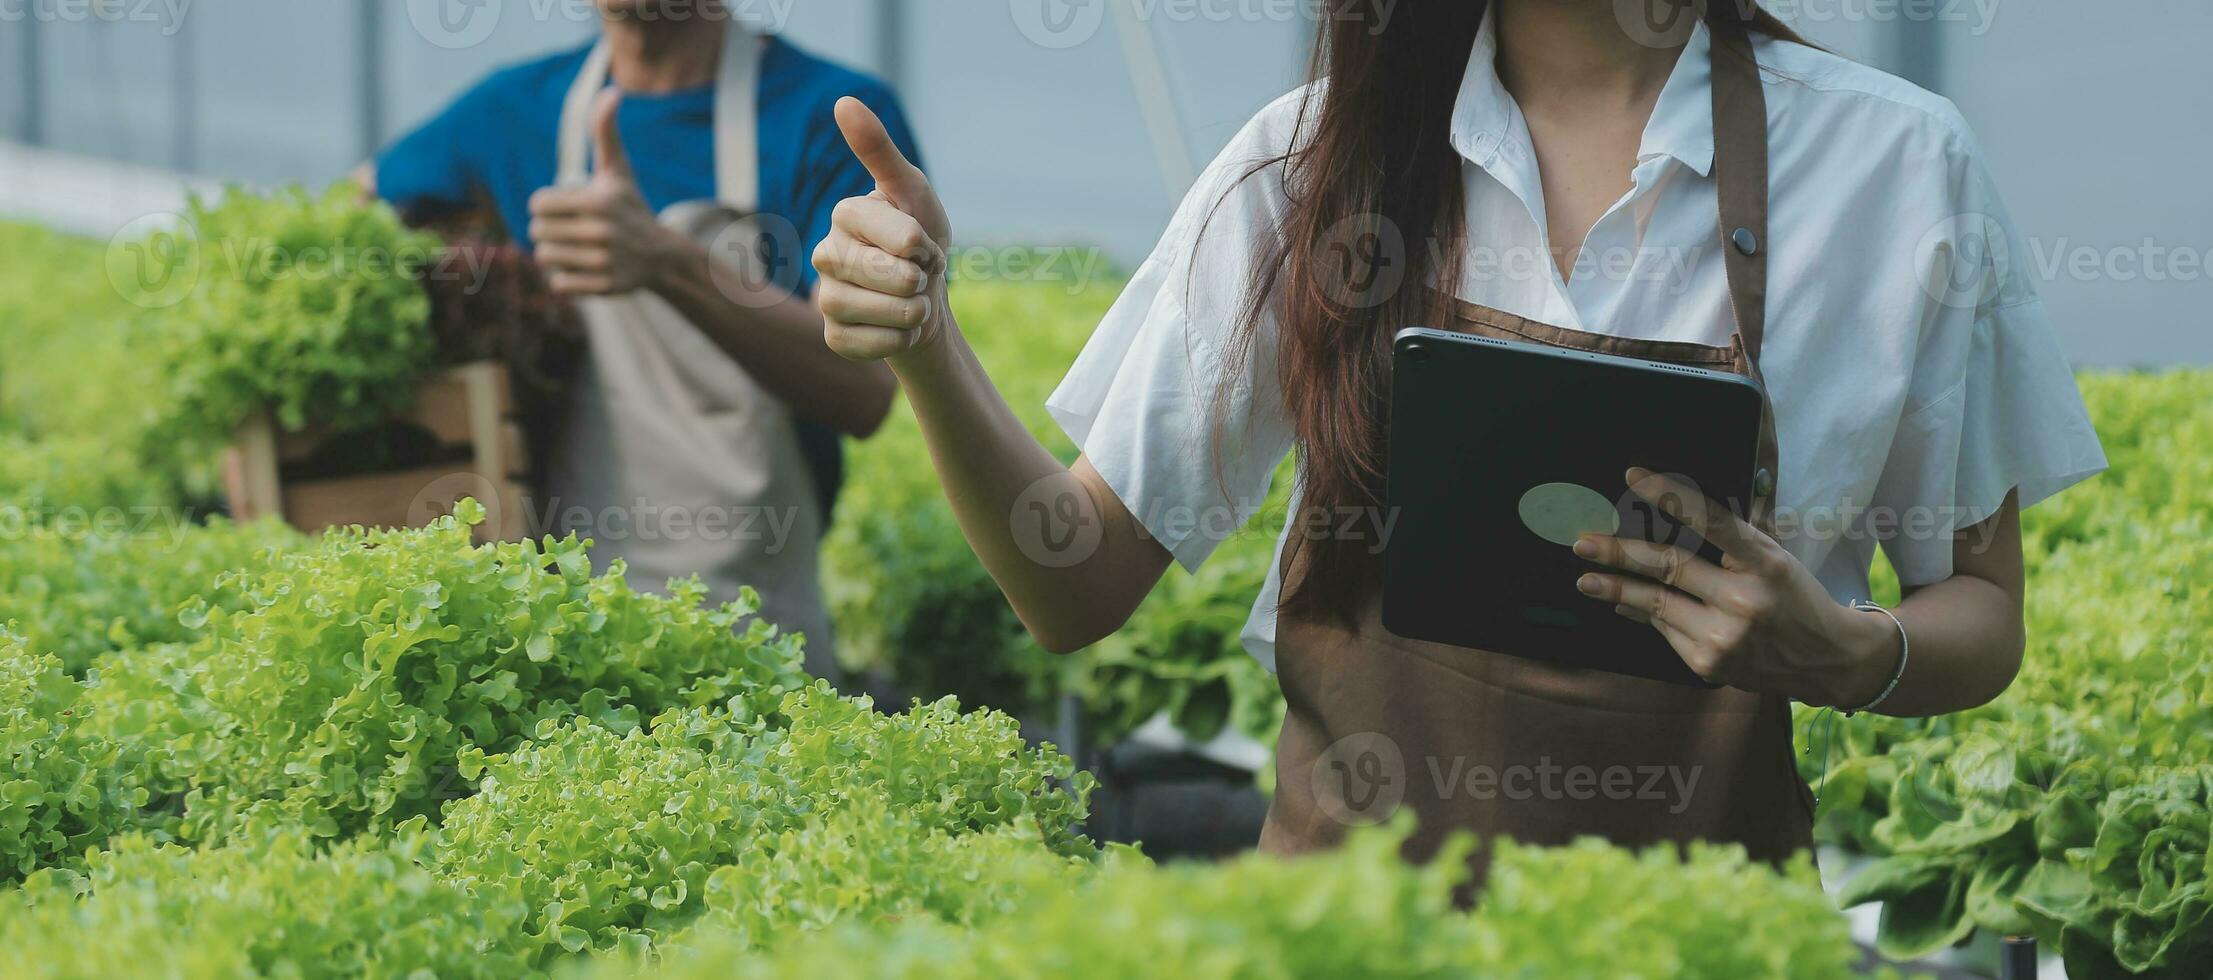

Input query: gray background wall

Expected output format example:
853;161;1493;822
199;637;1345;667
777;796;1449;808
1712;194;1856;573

1;0;2205;365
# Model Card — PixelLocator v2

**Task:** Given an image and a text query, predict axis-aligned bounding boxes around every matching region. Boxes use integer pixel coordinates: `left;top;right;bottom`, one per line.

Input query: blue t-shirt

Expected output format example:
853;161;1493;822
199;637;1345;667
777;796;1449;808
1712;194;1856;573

375;34;923;526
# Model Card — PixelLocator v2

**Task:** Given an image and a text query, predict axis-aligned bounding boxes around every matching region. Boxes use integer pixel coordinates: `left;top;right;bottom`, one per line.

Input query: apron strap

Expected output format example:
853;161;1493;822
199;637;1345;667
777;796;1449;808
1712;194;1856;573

555;40;615;188
555;22;762;212
1706;7;1771;368
712;26;763;215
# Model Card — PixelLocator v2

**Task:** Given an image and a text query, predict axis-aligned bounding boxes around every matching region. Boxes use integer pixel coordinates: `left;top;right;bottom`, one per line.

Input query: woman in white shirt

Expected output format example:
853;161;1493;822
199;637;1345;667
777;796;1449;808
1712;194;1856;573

808;0;2106;878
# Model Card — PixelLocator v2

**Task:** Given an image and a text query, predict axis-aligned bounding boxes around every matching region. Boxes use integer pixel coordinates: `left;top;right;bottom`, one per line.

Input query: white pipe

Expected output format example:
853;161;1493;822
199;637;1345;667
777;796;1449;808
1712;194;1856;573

1108;0;1198;202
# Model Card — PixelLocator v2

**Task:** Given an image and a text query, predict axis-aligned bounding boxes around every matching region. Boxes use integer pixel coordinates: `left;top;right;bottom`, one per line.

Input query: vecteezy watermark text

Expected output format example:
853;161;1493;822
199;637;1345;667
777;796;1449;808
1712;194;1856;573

528;499;804;552
1311;732;1706;826
0;502;194;553
0;0;189;35
408;485;808;556
405;0;799;50
1615;0;1998;49
1010;0;1398;49
1006;470;1400;569
105;213;499;311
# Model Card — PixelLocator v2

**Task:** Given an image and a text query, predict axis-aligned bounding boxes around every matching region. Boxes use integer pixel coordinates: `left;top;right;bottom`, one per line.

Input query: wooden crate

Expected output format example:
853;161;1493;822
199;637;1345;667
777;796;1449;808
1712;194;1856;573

229;362;530;541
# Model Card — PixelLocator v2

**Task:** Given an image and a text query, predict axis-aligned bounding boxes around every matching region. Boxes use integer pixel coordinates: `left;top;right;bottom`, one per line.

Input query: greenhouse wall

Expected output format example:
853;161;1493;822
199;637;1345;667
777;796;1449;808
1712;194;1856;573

0;0;2205;365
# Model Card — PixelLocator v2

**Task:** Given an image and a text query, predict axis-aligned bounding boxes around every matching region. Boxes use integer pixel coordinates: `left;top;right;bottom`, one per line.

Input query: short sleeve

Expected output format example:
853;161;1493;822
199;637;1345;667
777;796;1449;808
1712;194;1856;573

1871;125;2108;587
1044;91;1306;572
374;78;500;217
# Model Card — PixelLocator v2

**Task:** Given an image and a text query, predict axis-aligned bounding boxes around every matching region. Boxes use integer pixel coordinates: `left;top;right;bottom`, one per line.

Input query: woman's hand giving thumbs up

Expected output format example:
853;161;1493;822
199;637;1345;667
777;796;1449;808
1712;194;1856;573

812;96;956;363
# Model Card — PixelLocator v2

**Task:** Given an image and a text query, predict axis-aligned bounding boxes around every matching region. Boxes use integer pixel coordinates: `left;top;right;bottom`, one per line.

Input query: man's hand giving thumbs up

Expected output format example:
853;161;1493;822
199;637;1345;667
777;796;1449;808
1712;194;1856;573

529;89;687;296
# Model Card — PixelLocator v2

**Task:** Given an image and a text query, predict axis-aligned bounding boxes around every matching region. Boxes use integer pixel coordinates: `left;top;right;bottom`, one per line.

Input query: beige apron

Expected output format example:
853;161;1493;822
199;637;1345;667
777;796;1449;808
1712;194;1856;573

1259;11;1816;888
546;25;836;676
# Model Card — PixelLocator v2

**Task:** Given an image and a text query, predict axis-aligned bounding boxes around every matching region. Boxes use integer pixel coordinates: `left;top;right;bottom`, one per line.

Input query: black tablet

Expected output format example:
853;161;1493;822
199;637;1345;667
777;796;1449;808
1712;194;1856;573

1381;327;1766;687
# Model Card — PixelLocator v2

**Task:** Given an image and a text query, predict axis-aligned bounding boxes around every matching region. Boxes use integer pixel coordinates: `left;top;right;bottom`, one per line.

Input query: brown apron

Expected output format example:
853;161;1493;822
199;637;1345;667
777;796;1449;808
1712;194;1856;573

1257;13;1817;884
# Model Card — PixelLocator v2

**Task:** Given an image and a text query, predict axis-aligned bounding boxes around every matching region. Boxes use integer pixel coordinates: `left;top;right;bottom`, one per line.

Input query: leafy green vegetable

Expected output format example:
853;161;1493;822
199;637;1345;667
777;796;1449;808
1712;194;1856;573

0;831;533;980
1081;474;1291;745
435;685;1093;960
1808;371;2213;976
7;214;2208;976
673;802;1096;953
0;432;174;519
1470;839;1869;978
2018;768;2213;978
0;517;302;674
140;184;440;452
77;502;809;845
0;631;163;882
622;825;1869;980
0;222;168;456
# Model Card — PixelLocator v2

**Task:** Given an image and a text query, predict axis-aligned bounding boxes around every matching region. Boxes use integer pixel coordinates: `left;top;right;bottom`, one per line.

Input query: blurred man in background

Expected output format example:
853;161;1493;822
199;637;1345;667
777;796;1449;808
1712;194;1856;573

362;0;922;677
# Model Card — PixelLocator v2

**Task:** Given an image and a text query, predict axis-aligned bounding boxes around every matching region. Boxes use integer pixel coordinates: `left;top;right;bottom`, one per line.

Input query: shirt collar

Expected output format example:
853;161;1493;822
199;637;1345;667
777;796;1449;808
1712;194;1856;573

1448;6;1718;178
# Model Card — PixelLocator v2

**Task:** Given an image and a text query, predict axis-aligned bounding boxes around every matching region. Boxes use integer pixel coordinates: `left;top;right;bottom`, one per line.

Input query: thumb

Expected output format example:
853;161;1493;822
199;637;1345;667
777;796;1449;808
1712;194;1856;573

592;88;633;183
835;97;942;232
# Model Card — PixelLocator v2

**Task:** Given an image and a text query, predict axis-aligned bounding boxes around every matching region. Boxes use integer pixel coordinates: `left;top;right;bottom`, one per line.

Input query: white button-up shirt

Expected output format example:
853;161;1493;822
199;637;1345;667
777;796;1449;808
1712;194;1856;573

1047;13;2107;668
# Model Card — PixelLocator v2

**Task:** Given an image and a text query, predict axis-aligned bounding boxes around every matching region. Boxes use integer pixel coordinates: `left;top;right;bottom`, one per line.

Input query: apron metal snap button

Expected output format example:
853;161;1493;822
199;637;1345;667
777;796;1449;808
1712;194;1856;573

1753;467;1776;498
1731;227;1759;256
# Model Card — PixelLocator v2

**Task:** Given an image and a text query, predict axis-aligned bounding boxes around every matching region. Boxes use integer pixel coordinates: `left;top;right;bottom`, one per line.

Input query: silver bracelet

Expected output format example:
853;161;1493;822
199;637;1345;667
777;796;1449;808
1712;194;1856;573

1842;599;1909;716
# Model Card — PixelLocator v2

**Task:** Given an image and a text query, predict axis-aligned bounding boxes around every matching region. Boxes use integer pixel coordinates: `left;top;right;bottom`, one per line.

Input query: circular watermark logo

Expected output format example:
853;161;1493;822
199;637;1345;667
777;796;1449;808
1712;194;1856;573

1010;0;1106;49
1314;211;1406;310
406;0;504;50
1310;731;1406;827
705;212;807;309
408;473;507;536
1009;473;1102;569
104;211;199;310
1614;0;1701;49
1916;211;2012;311
1614;470;1720;555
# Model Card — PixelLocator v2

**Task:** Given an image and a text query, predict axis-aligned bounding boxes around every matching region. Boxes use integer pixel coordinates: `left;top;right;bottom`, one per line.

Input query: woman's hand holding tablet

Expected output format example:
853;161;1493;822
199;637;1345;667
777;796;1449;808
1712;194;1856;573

1573;468;1904;708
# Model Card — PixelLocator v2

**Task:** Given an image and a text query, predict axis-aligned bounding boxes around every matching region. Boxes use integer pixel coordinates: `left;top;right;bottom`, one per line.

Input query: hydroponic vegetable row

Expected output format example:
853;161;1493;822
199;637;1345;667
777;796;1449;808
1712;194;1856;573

1798;370;2213;978
0;499;1881;978
0;188;2205;977
821;231;2213;976
0;198;1874;978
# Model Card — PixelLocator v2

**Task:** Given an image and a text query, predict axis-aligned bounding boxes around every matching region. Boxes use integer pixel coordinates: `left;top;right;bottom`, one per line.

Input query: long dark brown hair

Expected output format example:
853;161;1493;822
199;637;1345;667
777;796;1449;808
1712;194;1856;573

1223;1;1805;623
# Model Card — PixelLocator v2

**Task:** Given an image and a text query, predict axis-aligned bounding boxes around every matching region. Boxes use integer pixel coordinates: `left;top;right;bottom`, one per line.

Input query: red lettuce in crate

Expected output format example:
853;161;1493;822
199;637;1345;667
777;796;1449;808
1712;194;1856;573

414;210;586;382
414;209;589;491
